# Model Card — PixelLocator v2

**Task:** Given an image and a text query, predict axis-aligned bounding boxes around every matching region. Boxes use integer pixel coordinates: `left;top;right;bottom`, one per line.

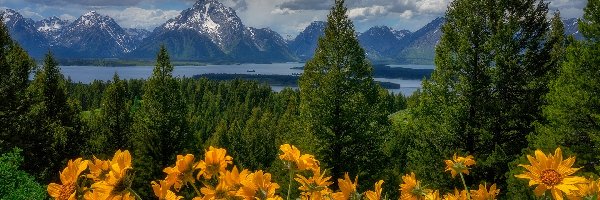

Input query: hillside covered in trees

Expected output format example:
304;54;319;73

1;0;600;199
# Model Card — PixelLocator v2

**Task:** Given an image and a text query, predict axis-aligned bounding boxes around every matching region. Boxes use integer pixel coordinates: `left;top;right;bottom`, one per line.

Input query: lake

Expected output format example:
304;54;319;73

56;63;431;95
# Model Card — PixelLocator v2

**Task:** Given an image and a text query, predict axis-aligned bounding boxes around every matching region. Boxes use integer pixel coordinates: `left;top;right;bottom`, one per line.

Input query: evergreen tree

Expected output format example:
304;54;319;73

132;45;188;197
0;16;35;152
533;0;600;174
408;0;554;191
299;0;386;184
100;74;131;151
24;52;82;181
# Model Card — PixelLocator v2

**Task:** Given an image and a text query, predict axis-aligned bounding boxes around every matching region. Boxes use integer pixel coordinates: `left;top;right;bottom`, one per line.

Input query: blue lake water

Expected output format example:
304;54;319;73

56;63;431;95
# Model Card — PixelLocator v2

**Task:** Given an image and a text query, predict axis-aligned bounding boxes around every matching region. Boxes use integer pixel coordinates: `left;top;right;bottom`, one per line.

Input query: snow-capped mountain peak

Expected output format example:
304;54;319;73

60;11;135;56
36;16;70;33
159;0;244;51
2;9;26;25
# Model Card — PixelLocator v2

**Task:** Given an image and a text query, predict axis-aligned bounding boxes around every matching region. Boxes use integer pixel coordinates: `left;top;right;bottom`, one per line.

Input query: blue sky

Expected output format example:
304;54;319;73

0;0;588;37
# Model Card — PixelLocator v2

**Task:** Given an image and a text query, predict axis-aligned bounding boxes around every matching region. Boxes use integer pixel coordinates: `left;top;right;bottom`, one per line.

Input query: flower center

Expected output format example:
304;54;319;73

540;169;562;186
59;183;76;200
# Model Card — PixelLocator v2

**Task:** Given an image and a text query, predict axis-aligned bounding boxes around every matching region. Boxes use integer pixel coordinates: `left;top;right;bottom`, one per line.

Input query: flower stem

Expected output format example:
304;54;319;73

286;163;294;200
128;188;143;200
190;182;203;197
459;173;472;200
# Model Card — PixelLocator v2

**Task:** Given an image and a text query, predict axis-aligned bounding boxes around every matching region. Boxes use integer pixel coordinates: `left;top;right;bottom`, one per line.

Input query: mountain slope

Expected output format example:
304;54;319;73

35;16;70;43
1;9;49;58
58;11;135;58
131;0;295;62
563;18;583;40
358;26;411;61
395;17;445;64
288;21;326;61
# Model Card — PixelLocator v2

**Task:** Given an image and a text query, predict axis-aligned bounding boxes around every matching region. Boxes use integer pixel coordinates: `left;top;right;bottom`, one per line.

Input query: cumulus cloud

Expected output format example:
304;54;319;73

347;5;388;20
18;7;44;19
60;13;76;21
98;7;180;29
24;0;144;6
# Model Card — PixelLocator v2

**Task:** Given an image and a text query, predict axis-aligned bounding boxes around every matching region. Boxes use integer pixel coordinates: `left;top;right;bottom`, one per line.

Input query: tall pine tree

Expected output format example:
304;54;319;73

0;16;35;152
132;45;188;197
24;53;82;181
299;0;386;184
534;0;600;175
408;0;555;191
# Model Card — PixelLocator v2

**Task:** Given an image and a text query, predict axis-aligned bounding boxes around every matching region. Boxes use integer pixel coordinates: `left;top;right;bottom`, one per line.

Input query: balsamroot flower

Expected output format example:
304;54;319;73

195;146;233;180
332;173;359;200
88;150;136;200
445;154;476;178
279;144;320;172
295;169;333;200
515;148;587;200
425;190;441;200
567;178;600;200
222;166;250;189
48;158;88;200
201;178;236;200
164;154;196;191
87;156;110;182
443;189;467;200
470;183;499;200
236;170;281;200
151;180;183;200
364;180;384;200
400;172;428;200
279;144;301;162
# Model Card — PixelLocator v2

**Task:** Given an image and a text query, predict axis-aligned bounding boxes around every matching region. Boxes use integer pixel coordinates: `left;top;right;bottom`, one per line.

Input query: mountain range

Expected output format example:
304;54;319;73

0;0;585;64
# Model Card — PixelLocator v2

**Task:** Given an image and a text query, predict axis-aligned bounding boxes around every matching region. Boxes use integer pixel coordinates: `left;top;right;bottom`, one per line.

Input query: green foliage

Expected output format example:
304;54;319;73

131;45;189;197
0;148;47;200
405;0;558;196
533;0;600;175
299;0;389;187
0;17;35;153
23;53;83;182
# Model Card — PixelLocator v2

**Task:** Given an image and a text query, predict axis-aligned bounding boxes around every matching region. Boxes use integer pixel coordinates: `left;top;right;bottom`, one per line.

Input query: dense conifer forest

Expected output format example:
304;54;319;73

1;0;600;199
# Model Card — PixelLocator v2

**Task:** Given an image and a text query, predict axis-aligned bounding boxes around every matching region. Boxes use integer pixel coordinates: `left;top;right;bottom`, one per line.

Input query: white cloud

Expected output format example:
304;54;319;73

348;6;388;20
19;7;44;19
60;13;75;20
271;8;297;15
98;7;180;29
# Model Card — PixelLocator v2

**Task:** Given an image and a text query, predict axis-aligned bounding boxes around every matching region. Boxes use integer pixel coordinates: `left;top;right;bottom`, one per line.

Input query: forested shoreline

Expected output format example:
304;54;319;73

1;0;600;199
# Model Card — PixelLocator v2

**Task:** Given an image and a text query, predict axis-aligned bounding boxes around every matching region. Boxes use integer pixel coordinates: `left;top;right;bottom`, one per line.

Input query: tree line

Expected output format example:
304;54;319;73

1;0;600;199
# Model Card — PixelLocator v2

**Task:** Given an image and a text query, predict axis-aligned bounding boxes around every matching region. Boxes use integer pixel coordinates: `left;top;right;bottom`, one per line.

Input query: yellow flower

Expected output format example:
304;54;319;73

444;154;476;178
87;156;110;182
443;189;467;200
236;170;280;200
164;154;196;191
567;178;600;200
222;166;250;189
365;180;384;200
332;173;359;200
48;158;88;200
279;144;320;172
196;146;233;180
151;180;183;200
201;178;236;200
295;169;333;200
470;184;499;200
89;150;136;200
515;148;587;200
400;172;428;200
279;144;301;162
297;154;320;172
425;190;441;200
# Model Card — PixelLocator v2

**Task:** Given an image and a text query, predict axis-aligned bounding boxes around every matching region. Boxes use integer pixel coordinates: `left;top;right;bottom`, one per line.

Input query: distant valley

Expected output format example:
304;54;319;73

0;0;584;64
